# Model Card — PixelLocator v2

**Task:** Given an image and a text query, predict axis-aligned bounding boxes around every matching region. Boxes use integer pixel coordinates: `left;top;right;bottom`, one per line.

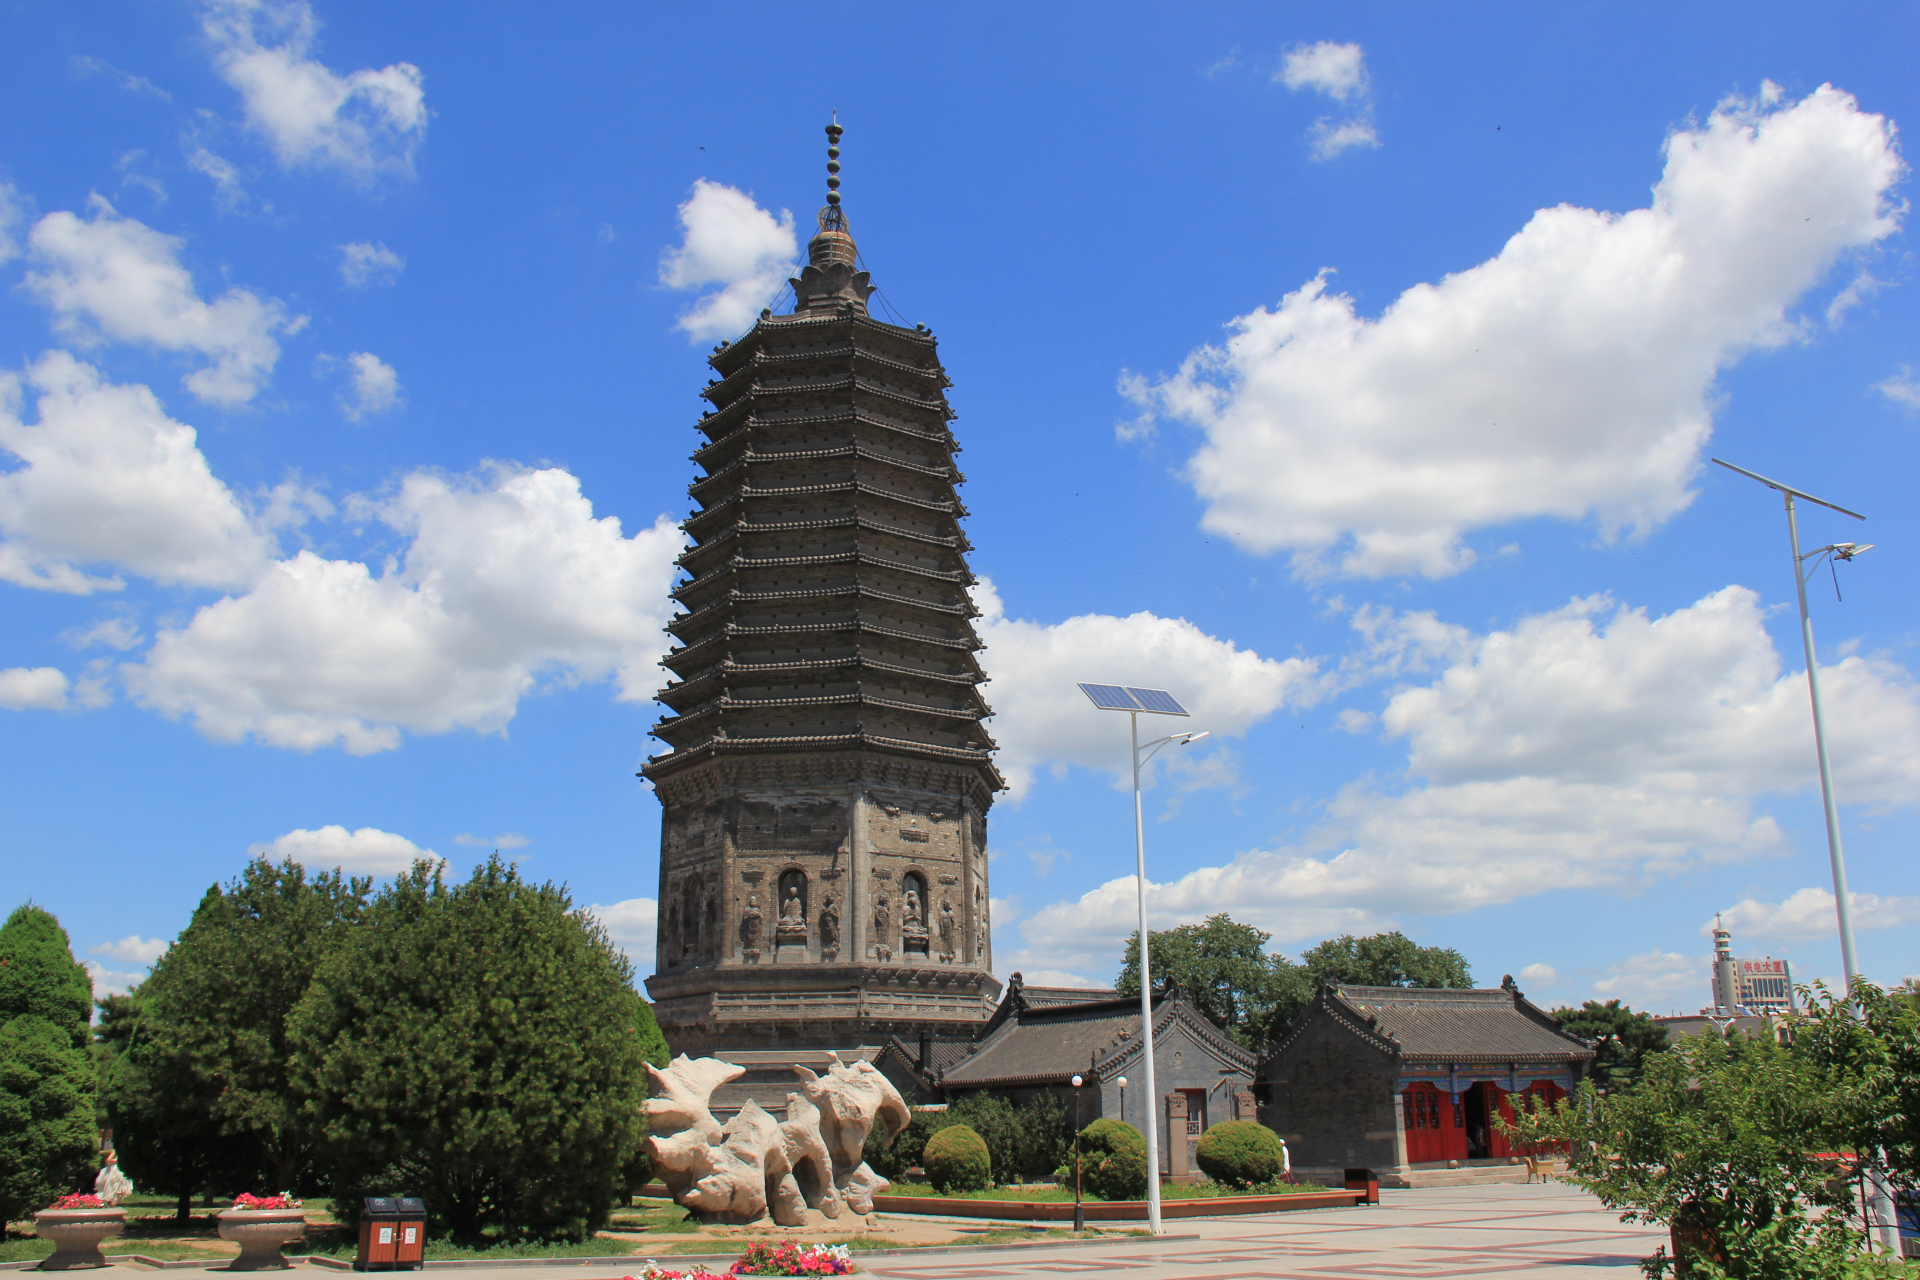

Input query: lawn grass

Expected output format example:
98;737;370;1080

883;1178;1331;1202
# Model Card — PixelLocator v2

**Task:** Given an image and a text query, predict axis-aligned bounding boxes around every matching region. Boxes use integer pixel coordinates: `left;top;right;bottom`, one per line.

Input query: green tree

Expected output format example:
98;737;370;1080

1791;981;1920;1207
0;904;99;1224
1265;931;1474;1039
123;858;369;1194
1115;914;1295;1048
94;992;260;1221
1548;999;1670;1089
1506;1027;1892;1278
621;1000;672;1197
288;856;649;1241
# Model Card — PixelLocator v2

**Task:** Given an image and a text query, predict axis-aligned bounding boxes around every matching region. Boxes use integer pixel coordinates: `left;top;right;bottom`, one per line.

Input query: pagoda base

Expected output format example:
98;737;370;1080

648;960;998;1057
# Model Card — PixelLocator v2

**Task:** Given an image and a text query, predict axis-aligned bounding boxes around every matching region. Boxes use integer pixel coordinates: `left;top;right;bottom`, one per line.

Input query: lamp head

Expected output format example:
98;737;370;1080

1831;542;1874;561
1177;731;1210;745
1117;1075;1127;1087
1071;1074;1083;1088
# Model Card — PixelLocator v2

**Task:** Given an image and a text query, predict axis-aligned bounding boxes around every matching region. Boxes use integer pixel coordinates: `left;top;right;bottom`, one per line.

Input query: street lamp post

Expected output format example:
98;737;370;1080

1711;458;1896;1253
1071;1073;1085;1233
1077;683;1208;1237
1117;1075;1128;1132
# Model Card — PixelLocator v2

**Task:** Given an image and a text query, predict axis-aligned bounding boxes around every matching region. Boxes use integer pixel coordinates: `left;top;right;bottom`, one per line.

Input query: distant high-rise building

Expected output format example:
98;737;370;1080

1709;916;1794;1015
641;120;1001;1055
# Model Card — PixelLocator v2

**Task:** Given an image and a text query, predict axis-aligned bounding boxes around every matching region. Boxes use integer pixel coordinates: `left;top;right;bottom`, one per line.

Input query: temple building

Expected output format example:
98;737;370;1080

1258;978;1594;1181
642;121;1002;1056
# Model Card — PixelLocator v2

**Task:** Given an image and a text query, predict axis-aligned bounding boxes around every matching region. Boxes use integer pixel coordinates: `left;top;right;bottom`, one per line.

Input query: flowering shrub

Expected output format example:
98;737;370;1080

730;1241;855;1276
628;1265;728;1280
49;1194;106;1210
231;1192;304;1211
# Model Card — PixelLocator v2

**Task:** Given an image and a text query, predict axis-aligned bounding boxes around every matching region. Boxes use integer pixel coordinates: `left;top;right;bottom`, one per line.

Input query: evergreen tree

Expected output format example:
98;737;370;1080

124;858;369;1194
0;905;99;1223
1548;999;1670;1089
95;992;261;1221
288;856;649;1241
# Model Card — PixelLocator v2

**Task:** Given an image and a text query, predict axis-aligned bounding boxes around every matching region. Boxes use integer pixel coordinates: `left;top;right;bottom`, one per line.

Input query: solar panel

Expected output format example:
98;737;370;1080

1125;687;1189;716
1078;683;1141;711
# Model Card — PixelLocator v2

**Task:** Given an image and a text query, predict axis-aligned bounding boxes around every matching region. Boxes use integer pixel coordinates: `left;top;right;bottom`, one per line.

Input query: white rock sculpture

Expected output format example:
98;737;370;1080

643;1052;911;1225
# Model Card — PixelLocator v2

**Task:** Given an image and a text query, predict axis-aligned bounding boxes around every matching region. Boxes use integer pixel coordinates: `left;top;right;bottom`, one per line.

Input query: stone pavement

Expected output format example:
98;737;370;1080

53;1184;1667;1280
853;1184;1665;1279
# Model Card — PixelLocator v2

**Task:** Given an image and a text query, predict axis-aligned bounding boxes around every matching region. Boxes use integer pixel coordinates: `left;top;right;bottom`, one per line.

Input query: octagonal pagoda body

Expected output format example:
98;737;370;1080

642;203;1003;1054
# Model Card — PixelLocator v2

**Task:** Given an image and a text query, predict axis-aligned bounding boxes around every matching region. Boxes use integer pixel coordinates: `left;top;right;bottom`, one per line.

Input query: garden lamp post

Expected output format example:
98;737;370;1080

1117;1075;1127;1131
1071;1073;1085;1232
1710;458;1898;1254
1076;682;1208;1237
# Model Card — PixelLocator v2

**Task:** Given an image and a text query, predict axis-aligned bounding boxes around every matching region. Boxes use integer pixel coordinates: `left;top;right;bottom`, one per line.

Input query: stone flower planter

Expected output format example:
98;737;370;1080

215;1208;309;1271
32;1208;126;1270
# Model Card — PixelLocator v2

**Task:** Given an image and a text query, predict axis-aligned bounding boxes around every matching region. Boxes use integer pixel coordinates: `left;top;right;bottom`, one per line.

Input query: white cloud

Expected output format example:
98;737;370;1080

339;351;401;420
127;464;682;753
72;56;172;101
91;935;168;964
451;832;530;849
0;353;273;593
1308;118;1380;160
1591;949;1705;1013
588;897;657;972
83;959;146;999
1824;269;1882;327
1518;963;1561;990
1001;584;1920;978
0;667;71;711
972;577;1321;799
659;180;797;342
186;145;249;213
1128;84;1904;578
65;617;143;651
1278;41;1368;100
248;823;430;874
1709;886;1920;941
1878;366;1920;411
26;199;300;406
338;240;403;287
201;0;426;183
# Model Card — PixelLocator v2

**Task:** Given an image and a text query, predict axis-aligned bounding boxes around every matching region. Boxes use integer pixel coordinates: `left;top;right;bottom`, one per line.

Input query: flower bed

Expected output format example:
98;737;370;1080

629;1241;856;1278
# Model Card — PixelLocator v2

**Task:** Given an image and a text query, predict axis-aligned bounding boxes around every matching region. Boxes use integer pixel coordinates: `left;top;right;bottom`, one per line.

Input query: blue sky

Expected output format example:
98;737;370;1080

2;2;1915;1015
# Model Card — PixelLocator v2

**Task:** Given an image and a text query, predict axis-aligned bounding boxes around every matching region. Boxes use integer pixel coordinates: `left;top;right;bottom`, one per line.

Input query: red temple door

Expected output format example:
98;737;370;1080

1401;1082;1466;1164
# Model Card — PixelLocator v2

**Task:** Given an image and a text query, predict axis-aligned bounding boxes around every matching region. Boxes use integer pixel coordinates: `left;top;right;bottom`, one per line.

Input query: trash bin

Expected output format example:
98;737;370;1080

393;1199;426;1269
1345;1167;1379;1205
356;1198;418;1271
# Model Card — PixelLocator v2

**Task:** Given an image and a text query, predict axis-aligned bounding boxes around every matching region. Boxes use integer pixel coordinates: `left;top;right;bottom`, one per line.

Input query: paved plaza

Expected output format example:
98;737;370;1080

853;1185;1666;1280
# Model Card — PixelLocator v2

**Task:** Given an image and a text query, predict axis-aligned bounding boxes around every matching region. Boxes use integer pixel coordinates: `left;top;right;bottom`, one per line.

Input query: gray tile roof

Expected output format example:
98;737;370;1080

938;991;1252;1088
1019;985;1121;1007
1321;984;1595;1063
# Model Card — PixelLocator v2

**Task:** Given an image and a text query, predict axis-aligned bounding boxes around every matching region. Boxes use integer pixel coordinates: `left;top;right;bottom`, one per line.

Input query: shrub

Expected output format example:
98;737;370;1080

866;1093;1071;1183
1195;1120;1284;1188
923;1125;990;1194
1078;1118;1148;1201
0;905;99;1226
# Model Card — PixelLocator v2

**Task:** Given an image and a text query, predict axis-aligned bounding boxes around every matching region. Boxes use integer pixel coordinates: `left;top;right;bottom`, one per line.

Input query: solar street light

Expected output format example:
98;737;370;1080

1076;683;1206;1235
1711;457;1898;1253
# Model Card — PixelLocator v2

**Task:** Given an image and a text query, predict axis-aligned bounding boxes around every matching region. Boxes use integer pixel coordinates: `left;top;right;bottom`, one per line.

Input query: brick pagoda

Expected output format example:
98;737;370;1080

642;120;1002;1055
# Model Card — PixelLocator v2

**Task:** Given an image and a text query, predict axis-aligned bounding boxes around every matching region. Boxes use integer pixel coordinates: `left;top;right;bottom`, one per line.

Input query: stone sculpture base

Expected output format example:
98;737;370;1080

643;1051;910;1227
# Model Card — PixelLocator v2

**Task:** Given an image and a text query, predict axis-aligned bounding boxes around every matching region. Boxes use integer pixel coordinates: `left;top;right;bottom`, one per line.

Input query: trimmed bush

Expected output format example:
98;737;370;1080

867;1093;1071;1183
1195;1120;1285;1188
923;1125;991;1194
1078;1118;1148;1201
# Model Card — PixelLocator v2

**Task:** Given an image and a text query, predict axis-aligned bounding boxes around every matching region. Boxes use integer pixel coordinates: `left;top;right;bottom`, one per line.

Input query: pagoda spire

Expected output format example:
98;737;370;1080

793;115;873;314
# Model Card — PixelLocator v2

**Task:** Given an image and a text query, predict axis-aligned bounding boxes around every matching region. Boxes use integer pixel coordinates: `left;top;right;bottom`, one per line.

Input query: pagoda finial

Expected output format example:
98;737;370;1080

820;114;847;233
789;115;873;314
